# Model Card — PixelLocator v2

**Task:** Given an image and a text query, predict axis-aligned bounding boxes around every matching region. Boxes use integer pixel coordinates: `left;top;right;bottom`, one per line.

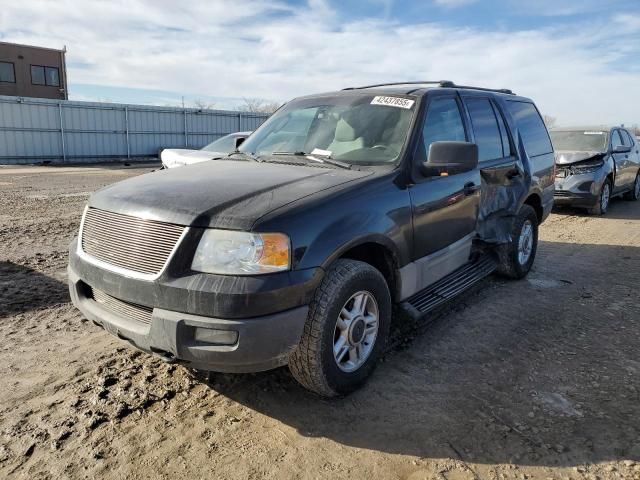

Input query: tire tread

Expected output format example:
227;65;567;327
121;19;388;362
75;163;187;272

289;259;388;397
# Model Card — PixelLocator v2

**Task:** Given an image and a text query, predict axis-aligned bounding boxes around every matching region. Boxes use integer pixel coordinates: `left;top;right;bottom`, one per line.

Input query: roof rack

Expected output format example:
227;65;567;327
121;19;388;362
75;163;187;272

342;80;455;90
342;80;515;95
453;84;515;95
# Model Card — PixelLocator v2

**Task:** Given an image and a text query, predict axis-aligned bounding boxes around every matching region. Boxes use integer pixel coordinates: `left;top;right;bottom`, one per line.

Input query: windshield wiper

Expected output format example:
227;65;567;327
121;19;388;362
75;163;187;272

270;151;351;170
227;150;263;162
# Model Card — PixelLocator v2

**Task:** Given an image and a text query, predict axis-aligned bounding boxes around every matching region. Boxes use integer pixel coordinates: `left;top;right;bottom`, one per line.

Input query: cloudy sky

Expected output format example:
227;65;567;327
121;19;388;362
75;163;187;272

1;0;639;125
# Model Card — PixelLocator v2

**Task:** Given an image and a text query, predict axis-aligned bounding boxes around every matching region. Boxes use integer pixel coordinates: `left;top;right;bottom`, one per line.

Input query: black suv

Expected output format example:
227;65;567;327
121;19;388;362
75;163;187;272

68;81;555;397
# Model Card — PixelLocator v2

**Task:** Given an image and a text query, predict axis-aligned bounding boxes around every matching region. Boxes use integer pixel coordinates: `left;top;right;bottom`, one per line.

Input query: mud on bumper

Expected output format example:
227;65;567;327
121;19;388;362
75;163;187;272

68;266;309;373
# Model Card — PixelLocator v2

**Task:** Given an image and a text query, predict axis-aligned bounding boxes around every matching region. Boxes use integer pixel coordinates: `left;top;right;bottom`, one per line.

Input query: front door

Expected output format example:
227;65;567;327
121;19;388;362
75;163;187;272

408;95;480;290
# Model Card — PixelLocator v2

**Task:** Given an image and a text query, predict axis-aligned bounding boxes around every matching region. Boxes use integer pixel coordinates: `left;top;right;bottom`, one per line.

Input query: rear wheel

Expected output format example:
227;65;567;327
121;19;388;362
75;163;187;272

623;172;640;201
288;259;391;397
588;179;611;215
496;204;539;279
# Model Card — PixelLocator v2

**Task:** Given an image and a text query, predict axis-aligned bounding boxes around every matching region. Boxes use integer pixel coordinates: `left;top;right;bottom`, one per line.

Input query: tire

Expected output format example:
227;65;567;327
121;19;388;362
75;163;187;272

288;259;391;397
496;204;539;279
623;172;640;201
588;179;611;215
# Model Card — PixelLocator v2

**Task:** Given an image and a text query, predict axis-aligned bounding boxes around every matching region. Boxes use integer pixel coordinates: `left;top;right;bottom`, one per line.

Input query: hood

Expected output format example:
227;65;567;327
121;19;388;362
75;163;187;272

89;160;371;230
555;150;606;165
161;149;224;169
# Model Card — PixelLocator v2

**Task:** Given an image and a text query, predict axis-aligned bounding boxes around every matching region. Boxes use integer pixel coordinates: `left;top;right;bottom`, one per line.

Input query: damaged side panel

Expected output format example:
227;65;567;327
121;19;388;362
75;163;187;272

477;158;528;243
474;98;554;245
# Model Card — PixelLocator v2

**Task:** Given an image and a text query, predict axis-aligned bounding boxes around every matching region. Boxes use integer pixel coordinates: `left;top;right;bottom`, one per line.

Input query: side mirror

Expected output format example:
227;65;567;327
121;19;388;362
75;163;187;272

613;144;631;154
235;137;246;149
421;141;479;177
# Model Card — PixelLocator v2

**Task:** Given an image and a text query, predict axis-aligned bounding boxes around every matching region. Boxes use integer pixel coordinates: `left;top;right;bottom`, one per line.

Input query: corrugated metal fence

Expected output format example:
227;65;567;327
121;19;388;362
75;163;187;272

0;95;269;164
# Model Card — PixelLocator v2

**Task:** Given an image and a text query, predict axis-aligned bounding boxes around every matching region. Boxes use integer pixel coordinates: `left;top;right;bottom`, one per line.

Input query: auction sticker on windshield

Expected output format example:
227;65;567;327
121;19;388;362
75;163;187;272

371;96;415;109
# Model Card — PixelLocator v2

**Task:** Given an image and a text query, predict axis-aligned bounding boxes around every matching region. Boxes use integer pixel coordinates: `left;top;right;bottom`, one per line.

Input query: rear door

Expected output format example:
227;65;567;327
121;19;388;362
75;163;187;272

503;100;555;217
622;130;640;186
463;94;531;243
611;129;631;191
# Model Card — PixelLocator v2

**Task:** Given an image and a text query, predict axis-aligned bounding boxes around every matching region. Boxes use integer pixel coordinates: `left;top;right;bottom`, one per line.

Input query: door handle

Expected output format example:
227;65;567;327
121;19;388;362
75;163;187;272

506;168;521;179
463;182;477;196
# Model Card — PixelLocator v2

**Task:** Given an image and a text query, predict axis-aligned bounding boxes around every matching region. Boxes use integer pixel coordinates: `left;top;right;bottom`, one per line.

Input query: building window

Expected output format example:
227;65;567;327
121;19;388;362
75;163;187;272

31;65;60;87
0;61;16;83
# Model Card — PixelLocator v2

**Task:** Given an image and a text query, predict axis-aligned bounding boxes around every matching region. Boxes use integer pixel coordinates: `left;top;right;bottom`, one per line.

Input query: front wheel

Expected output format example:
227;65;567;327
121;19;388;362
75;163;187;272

496;204;539;279
288;259;391;397
588;179;611;215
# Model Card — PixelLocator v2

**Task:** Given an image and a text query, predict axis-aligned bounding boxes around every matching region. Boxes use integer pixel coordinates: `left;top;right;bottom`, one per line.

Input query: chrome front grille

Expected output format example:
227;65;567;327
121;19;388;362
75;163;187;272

81;208;185;276
90;287;153;325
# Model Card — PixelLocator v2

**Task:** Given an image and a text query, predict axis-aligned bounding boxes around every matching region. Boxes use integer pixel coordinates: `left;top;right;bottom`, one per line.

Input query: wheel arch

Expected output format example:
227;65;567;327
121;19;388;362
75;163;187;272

324;236;402;302
523;193;543;224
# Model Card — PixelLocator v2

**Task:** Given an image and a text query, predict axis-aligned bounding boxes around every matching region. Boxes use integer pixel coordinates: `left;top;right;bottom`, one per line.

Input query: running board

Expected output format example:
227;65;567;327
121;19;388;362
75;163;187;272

402;255;497;315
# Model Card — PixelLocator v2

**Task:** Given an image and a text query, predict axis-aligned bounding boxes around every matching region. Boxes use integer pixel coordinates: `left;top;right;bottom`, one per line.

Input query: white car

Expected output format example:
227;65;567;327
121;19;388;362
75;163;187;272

160;132;251;169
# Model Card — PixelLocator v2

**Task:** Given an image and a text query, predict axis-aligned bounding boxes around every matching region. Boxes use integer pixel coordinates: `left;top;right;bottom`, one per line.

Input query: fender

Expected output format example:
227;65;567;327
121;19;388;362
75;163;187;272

320;232;404;271
254;173;414;273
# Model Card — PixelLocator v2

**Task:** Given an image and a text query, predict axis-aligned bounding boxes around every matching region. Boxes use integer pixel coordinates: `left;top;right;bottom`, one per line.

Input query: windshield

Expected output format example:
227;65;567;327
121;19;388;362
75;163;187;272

201;134;239;153
550;130;608;152
239;94;416;165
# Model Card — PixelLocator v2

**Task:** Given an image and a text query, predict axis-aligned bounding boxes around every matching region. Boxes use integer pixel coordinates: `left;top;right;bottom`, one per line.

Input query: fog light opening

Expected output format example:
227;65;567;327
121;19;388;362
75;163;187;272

194;328;238;346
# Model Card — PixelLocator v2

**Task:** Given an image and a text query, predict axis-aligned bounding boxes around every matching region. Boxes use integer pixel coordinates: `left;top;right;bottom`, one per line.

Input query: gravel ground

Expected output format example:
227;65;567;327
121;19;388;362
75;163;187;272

1;164;639;480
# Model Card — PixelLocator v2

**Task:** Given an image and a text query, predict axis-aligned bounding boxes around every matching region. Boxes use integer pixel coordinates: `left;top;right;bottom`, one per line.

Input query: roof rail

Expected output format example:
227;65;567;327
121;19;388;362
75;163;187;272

342;80;455;90
453;84;515;95
342;80;515;95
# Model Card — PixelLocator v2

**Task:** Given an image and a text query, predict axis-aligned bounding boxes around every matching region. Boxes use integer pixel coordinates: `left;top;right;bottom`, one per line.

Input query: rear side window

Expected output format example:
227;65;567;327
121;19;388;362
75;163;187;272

422;97;467;156
625;131;636;146
493;103;513;157
465;98;503;162
621;130;634;147
506;101;553;157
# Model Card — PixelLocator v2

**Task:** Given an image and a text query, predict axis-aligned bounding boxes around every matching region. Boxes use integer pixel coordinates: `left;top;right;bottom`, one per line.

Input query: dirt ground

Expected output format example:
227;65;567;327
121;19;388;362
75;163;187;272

1;164;639;480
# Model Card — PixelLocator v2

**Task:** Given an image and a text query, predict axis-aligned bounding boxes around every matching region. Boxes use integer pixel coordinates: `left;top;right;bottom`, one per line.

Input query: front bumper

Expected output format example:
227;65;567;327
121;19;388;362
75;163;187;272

68;238;320;372
553;168;606;208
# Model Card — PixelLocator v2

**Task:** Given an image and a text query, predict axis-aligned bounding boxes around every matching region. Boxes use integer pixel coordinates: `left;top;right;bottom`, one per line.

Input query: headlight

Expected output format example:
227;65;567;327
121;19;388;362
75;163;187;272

572;160;604;175
192;229;290;275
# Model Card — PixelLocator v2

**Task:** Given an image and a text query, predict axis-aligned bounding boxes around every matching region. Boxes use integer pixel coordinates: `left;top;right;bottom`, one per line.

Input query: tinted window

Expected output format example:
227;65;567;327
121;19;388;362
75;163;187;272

0;62;15;83
611;130;623;148
506;101;553;157
422;97;466;156
493;102;513;157
465;98;503;161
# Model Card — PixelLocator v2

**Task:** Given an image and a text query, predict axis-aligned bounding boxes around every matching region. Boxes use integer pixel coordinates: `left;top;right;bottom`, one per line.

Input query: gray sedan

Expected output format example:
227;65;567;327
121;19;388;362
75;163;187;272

551;126;640;214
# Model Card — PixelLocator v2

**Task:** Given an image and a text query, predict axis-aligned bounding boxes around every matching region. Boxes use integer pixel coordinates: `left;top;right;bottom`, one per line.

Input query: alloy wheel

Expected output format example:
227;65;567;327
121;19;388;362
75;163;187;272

518;220;534;265
333;291;379;372
601;182;610;212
